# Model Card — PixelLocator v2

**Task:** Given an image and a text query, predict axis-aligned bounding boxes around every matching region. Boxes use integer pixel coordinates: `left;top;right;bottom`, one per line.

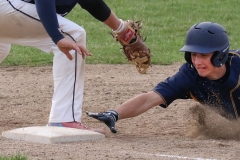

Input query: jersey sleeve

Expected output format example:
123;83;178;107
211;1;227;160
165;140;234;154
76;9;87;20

78;0;111;22
153;64;193;108
35;0;64;44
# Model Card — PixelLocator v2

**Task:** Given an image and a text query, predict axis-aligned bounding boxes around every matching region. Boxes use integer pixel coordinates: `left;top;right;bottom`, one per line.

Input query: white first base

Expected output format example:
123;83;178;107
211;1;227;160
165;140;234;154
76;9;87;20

2;126;105;144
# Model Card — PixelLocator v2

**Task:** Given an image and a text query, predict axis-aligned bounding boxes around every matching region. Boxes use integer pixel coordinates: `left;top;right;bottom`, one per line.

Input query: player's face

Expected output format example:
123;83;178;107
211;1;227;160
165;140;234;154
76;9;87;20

191;52;216;78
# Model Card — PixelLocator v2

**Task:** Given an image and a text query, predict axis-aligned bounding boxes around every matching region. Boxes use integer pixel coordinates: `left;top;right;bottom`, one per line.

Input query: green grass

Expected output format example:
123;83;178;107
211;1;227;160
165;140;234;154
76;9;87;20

2;0;240;66
0;154;27;160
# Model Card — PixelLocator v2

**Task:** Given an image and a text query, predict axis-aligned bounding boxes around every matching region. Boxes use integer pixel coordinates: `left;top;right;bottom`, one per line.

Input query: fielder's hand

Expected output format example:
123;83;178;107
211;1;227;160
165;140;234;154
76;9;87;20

57;38;92;60
112;20;151;74
86;110;119;133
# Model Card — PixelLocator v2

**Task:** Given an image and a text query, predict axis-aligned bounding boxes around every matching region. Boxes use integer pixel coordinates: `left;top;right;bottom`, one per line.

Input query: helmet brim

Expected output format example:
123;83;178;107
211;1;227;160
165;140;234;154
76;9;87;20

179;45;215;54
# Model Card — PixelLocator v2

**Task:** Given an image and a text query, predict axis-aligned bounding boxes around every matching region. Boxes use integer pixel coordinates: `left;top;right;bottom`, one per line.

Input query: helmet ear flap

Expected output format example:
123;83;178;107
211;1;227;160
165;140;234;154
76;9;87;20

184;52;192;64
211;52;218;67
211;51;228;67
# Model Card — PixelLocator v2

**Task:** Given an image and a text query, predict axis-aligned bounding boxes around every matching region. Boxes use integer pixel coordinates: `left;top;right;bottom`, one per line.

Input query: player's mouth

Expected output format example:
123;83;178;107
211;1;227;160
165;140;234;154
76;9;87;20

195;66;207;75
196;66;206;70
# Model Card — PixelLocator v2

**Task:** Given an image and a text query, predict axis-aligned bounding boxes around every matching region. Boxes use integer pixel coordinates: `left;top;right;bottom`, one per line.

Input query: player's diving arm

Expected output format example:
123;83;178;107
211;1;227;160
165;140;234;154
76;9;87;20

115;91;164;120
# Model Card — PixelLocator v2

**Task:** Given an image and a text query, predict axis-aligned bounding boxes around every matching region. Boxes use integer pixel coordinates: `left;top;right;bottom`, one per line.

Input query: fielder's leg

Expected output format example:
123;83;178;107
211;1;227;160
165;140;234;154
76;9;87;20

0;0;105;133
0;43;11;63
49;25;86;123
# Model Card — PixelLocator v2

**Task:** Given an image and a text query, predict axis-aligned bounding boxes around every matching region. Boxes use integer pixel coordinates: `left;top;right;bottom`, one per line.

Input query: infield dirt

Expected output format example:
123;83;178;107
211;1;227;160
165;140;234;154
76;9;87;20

1;64;240;160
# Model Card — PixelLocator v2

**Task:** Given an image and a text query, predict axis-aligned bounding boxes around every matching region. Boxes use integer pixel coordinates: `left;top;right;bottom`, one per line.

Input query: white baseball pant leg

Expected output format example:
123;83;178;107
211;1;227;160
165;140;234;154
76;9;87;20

0;43;10;63
0;0;85;123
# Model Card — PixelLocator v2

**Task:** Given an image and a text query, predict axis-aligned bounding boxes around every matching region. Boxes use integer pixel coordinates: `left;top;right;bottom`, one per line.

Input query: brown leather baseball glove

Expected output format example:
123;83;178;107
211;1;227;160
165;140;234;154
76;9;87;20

112;20;151;74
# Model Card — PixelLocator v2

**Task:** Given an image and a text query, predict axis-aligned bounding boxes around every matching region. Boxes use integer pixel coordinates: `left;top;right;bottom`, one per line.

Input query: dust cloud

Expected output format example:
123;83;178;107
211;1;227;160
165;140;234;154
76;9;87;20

186;104;240;140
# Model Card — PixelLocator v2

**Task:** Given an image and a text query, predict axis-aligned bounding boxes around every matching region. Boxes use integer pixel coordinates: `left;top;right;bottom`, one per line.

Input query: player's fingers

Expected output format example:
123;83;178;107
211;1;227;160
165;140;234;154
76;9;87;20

82;47;92;56
78;44;92;56
81;50;92;58
69;45;84;59
85;51;92;56
75;45;92;59
81;51;85;59
63;51;73;60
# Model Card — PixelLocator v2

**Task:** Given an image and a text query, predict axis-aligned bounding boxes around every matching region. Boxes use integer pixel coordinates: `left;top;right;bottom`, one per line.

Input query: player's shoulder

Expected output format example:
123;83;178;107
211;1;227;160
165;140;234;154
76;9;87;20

228;49;240;68
228;49;240;62
229;49;240;57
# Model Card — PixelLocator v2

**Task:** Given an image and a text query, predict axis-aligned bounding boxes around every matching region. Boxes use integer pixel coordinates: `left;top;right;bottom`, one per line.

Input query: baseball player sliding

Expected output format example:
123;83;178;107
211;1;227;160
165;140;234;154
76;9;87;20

0;0;150;135
87;22;240;134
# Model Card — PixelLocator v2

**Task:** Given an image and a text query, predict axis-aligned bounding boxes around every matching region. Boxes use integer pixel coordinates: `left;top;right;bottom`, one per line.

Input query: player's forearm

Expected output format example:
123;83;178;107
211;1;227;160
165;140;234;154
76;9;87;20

78;0;111;22
115;91;163;120
35;0;64;44
103;12;121;31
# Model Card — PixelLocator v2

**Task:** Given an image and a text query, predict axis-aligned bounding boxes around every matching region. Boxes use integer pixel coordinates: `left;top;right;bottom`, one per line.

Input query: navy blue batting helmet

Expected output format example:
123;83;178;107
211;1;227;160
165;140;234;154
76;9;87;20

179;22;230;67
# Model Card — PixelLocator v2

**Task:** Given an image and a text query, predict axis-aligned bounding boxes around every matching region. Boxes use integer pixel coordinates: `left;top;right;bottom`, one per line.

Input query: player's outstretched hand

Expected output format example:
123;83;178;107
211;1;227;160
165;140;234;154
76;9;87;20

86;110;119;133
57;38;92;60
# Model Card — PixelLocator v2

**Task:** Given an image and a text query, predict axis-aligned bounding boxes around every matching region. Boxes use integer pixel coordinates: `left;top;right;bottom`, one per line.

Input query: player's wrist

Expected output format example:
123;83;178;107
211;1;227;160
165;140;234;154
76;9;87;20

113;19;124;33
54;35;65;45
106;110;119;122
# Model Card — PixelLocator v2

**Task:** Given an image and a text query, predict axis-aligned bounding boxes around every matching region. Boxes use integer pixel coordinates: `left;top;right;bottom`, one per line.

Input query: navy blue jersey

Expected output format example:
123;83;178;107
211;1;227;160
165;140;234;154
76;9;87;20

24;0;78;43
154;51;240;118
22;0;77;15
21;0;110;44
